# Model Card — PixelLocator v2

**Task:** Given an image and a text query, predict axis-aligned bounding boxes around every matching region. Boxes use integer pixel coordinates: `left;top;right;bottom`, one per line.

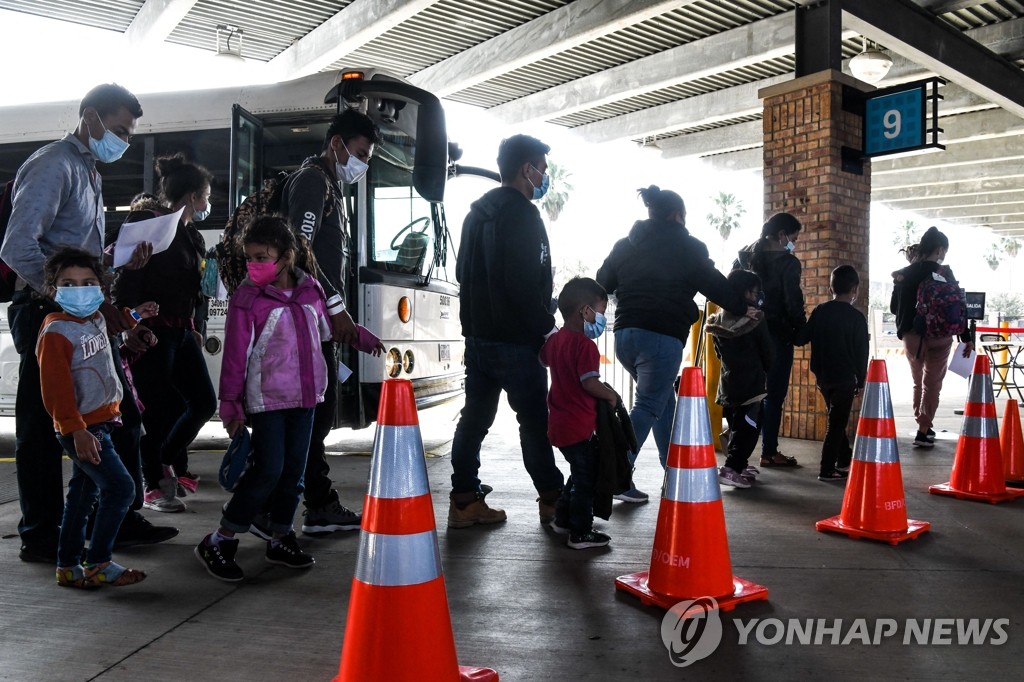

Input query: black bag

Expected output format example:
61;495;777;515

215;176;287;296
0;179;20;302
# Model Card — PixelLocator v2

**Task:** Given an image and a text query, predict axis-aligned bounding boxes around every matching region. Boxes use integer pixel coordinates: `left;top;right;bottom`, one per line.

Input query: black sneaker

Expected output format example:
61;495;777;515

913;431;935;449
194;535;244;582
818;469;848;482
265;532;315;569
568;530;611;550
19;544;58;564
249;512;273;541
114;512;179;549
927;428;936;440
301;499;361;535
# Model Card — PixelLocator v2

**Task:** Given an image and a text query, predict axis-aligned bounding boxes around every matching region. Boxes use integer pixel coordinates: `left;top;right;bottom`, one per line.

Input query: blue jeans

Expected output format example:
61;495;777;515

614;328;684;468
131;325;216;485
761;332;793;457
450;337;564;496
56;425;136;567
221;408;314;535
554;437;598;535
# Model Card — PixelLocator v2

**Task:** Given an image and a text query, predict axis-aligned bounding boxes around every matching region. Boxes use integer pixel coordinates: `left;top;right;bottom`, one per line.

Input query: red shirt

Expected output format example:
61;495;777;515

539;328;601;447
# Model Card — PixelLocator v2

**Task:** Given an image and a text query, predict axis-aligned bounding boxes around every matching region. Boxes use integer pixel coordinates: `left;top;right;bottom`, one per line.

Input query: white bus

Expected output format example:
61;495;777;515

0;69;489;427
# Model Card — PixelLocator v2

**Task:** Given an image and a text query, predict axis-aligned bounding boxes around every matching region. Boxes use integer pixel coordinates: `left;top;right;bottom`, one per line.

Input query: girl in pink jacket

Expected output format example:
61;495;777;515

195;216;331;582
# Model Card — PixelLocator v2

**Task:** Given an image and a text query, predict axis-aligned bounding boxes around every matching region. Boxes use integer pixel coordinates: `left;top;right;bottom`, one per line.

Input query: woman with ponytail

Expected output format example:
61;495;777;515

597;186;755;499
109;153;217;512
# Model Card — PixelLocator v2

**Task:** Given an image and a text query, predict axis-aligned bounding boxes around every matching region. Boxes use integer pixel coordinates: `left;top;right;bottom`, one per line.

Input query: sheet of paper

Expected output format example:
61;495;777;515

338;361;353;384
948;341;976;379
112;206;185;267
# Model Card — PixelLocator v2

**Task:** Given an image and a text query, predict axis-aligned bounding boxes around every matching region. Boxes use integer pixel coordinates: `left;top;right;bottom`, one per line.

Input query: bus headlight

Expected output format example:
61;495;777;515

204;337;222;355
402;350;415;374
385;348;402;378
398;296;411;323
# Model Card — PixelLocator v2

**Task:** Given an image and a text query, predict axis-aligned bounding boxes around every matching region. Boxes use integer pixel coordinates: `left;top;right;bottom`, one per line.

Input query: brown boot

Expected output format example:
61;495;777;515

448;494;506;529
536;490;562;525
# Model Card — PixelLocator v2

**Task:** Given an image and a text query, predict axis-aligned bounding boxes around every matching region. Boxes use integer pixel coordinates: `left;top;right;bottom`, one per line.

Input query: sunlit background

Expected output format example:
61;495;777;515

2;8;1019;319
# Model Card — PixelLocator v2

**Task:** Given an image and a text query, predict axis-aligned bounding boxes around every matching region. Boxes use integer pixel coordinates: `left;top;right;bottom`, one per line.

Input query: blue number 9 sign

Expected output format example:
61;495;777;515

862;80;942;158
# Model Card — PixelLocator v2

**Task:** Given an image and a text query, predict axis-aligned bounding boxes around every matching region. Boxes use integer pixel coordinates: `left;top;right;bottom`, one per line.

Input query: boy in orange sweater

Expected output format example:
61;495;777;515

38;247;155;588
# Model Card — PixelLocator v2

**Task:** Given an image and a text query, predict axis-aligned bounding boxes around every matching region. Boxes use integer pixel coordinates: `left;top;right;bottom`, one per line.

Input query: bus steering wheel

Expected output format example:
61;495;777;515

389;216;432;250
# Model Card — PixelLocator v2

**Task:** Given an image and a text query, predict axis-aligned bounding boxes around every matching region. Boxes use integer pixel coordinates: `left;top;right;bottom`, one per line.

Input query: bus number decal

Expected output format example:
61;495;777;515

439;294;451;320
439;343;450;361
209;299;229;318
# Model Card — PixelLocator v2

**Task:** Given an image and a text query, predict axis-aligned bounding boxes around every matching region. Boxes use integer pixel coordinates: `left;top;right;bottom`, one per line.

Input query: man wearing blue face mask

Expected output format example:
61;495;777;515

271;108;381;537
448;133;565;529
2;83;179;564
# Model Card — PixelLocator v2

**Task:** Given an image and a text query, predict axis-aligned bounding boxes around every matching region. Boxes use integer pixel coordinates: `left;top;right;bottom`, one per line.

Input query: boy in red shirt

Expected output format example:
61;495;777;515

539;277;618;549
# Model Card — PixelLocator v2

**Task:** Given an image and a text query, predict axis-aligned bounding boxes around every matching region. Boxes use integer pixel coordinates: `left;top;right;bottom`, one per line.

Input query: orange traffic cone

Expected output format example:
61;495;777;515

1001;400;1024;486
334;379;498;682
615;367;768;614
817;360;930;544
930;355;1024;504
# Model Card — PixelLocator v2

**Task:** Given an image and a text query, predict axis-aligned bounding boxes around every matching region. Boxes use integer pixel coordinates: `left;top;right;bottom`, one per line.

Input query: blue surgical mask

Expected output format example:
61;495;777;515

529;165;550;201
87;117;129;164
193;198;211;222
55;286;105;318
583;310;607;339
784;239;796;253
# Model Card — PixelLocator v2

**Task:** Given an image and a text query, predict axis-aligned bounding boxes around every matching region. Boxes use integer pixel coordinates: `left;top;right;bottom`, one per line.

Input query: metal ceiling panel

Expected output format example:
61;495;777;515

328;0;570;76
941;0;1024;30
166;0;353;63
0;0;142;31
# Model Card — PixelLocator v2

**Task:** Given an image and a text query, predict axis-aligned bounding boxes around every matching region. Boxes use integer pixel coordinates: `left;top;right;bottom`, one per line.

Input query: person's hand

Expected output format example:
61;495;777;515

854;387;862;397
963;342;975;358
100;302;132;334
224;420;245;438
124;242;153;270
744;305;760;319
192;330;204;348
134;301;159;319
331;309;358;345
362;340;385;357
72;429;101;465
124;325;158;353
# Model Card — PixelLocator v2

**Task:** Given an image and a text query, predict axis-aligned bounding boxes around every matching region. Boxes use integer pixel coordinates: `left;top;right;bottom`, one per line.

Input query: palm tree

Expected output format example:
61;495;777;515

706;191;745;241
1001;236;1022;258
541;161;573;223
892;219;920;252
985;243;1003;271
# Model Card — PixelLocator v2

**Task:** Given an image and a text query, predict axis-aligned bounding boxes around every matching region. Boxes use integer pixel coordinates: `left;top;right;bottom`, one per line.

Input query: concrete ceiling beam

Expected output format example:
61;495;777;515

267;0;440;81
874;159;1024;189
408;0;694;98
880;192;1024;211
873;177;1024;201
873;135;1024;175
123;0;198;46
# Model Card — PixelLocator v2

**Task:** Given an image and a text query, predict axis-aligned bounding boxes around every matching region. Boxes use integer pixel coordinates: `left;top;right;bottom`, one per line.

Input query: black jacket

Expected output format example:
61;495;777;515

890;261;971;343
456;187;554;349
794;300;869;389
735;244;806;342
594;390;636;520
597;219;747;342
279;156;345;301
111;207;205;319
707;309;773;407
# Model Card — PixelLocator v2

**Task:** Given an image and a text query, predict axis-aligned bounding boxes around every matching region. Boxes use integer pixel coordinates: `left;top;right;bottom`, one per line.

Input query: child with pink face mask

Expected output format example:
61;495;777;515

194;215;333;582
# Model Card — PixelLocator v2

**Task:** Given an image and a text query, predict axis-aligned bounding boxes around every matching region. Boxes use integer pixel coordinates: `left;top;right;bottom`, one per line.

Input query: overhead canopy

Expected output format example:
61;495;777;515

3;0;1024;235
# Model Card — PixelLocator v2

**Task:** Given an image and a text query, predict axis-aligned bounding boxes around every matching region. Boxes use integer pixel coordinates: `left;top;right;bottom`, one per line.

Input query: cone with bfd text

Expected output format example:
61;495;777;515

1001;400;1024;485
930;355;1024;504
615;367;768;614
334;379;498;682
817;360;930;544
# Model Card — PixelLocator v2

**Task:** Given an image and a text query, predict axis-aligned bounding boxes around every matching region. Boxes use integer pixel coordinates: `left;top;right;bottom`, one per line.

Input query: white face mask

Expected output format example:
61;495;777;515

335;139;369;184
784;239;796;253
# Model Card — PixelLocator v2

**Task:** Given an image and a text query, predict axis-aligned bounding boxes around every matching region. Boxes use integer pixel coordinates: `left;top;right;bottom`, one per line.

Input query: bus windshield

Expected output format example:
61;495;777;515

368;128;437;279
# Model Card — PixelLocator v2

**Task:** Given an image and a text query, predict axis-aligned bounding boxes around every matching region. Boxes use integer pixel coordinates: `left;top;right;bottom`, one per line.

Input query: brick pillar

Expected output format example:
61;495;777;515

760;70;871;441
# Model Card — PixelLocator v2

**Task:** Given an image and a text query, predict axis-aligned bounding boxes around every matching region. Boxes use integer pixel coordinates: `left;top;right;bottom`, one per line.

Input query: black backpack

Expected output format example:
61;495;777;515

0;179;19;302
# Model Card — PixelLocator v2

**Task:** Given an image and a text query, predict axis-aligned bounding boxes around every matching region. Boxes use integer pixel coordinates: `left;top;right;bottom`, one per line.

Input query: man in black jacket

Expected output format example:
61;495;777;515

273;110;378;536
448;134;564;528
